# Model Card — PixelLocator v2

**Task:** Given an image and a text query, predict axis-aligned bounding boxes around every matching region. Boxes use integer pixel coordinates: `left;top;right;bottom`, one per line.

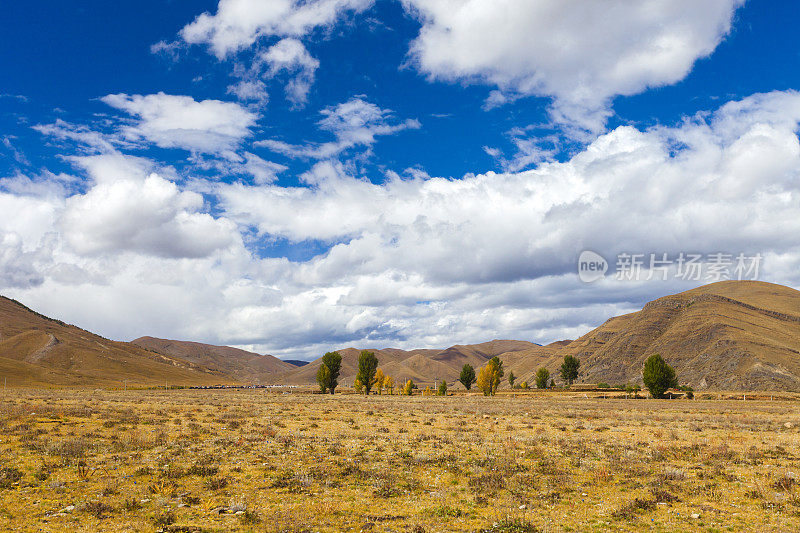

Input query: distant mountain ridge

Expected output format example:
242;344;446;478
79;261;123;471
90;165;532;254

131;337;296;382
2;280;800;390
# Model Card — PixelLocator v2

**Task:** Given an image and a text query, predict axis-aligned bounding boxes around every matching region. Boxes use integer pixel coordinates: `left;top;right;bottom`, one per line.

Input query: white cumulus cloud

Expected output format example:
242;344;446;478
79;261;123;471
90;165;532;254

101;92;258;154
60;154;239;258
403;0;745;131
220;90;800;292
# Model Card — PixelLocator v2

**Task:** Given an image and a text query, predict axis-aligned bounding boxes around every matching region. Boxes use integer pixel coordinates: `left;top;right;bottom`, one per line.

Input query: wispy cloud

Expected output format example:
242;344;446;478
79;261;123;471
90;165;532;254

257;97;421;159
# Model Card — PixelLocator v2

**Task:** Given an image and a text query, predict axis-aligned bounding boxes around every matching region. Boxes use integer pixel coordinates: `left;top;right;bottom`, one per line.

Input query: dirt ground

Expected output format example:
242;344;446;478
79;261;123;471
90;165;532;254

1;388;799;532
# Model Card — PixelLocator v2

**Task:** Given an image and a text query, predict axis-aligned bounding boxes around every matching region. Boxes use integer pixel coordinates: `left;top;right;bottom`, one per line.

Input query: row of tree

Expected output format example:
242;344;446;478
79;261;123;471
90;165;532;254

457;354;581;395
317;349;681;399
317;350;412;396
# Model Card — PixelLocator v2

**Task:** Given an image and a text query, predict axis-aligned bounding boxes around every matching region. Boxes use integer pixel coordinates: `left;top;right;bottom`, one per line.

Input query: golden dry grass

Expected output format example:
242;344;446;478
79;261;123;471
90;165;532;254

1;389;800;532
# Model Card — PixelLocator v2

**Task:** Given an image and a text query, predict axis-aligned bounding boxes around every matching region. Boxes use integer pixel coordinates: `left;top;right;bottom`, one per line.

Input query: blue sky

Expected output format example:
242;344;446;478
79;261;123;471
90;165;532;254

6;0;799;185
2;0;800;359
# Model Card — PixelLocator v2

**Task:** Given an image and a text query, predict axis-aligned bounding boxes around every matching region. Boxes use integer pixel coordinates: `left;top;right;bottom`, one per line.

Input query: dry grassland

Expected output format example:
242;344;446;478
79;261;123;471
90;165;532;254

1;389;800;532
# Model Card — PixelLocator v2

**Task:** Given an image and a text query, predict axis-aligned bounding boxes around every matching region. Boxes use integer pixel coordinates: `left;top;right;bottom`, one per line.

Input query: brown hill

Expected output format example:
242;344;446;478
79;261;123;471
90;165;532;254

501;341;573;385
131;337;296;383
0;296;225;387
380;354;457;385
430;340;538;368
509;281;800;391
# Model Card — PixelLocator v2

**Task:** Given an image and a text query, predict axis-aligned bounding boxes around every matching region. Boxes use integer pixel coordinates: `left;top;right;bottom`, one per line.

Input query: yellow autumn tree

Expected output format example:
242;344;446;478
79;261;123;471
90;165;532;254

353;377;364;394
476;365;493;396
477;357;504;396
384;376;395;395
374;368;385;395
402;379;414;396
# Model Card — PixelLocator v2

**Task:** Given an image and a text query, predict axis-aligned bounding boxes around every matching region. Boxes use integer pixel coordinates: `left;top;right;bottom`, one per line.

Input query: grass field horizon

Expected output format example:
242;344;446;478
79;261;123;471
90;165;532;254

3;388;800;532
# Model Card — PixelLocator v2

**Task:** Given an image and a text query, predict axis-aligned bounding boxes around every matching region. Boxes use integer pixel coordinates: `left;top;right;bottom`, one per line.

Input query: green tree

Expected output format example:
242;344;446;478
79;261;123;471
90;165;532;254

459;364;476;391
489;357;504;395
624;383;641;398
508;371;516;389
535;367;550;389
357;350;379;394
321;352;342;394
437;380;447;396
559;355;580;386
642;354;678;398
316;364;330;393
